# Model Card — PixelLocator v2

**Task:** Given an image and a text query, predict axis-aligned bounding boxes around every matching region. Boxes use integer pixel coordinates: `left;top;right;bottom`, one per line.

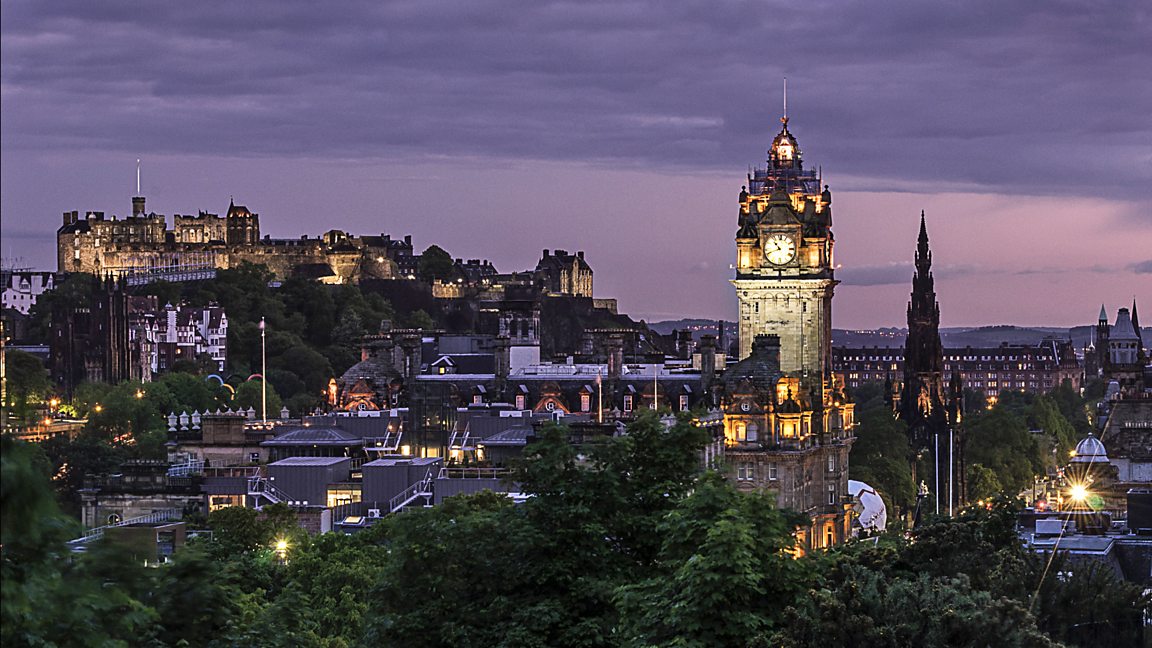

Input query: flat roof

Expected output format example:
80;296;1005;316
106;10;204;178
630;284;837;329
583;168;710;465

268;456;351;466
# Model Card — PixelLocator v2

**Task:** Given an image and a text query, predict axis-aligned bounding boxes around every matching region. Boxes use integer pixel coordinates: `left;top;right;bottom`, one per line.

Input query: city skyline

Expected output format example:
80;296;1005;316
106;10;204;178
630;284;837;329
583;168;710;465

2;1;1149;328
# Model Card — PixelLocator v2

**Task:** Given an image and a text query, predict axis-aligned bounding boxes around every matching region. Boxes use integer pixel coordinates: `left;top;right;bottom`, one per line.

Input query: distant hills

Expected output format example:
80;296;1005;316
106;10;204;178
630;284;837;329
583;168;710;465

649;319;1149;350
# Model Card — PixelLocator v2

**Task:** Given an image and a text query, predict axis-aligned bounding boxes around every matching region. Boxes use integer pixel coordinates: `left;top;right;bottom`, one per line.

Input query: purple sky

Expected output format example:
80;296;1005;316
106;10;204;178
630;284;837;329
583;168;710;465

2;1;1149;328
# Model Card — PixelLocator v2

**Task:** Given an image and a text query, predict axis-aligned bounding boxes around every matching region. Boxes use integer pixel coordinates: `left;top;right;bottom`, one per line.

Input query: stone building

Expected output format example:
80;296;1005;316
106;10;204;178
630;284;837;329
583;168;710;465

534;249;593;297
1;269;55;315
57;195;414;284
1089;304;1148;397
834;340;1082;398
51;276;131;397
724;113;856;552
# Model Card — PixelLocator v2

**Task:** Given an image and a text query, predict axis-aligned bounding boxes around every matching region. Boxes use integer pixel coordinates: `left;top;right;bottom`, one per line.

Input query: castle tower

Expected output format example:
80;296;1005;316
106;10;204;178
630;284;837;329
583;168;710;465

900;212;948;451
225;199;261;246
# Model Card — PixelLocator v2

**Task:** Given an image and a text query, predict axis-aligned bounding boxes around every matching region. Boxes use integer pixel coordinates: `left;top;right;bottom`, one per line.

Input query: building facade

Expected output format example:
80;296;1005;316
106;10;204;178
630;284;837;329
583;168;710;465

1;269;55;315
835;340;1081;398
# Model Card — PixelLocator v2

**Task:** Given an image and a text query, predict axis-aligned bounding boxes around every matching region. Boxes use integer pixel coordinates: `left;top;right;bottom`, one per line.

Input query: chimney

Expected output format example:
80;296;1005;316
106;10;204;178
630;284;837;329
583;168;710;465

577;251;584;259
404;235;412;246
542;249;550;257
699;334;717;394
752;334;782;365
494;336;511;384
607;334;624;381
132;196;146;217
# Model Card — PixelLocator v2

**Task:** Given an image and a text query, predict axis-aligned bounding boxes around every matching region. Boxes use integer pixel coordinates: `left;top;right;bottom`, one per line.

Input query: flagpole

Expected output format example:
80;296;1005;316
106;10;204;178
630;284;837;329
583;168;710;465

260;317;267;424
949;426;954;516
934;431;940;515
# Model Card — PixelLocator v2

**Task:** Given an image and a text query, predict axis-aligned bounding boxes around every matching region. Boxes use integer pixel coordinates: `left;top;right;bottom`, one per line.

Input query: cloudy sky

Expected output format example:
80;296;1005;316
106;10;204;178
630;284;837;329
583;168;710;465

2;0;1149;328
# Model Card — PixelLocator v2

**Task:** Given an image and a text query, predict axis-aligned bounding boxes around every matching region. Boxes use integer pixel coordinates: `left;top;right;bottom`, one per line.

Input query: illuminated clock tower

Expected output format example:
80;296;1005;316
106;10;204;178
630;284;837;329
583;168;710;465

732;114;835;379
721;111;854;552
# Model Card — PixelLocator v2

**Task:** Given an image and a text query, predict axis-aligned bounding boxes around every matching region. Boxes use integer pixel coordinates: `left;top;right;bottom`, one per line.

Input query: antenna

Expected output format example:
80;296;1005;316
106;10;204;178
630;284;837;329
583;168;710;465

136;159;141;195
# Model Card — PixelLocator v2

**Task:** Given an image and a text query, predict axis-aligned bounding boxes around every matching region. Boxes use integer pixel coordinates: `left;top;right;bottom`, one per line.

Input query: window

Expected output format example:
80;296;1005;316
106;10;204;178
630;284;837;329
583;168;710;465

768;462;778;481
472;395;483;405
679;394;689;411
581;393;591;412
515;394;526;410
825;527;835;548
737;463;755;481
624;395;633;412
827;484;837;505
827;455;836;472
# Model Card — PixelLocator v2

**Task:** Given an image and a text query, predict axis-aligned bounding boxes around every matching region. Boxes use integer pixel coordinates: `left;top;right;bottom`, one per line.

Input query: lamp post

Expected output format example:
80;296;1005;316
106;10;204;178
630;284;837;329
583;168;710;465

260;317;267;424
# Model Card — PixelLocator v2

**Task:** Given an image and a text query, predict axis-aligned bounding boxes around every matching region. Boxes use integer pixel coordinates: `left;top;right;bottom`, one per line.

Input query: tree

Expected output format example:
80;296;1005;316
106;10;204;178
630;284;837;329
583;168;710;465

2;349;51;422
417;244;453;282
616;474;808;647
774;567;1057;648
405;308;434;330
233;380;283;419
966;463;1003;502
850;405;915;515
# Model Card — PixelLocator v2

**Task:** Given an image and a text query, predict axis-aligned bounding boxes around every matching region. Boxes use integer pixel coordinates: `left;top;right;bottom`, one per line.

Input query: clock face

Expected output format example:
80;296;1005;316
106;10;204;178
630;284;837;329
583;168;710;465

764;234;796;265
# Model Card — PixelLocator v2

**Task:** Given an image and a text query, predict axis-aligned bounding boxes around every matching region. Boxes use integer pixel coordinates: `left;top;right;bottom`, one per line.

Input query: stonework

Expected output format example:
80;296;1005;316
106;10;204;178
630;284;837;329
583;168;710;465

57;196;413;284
720;115;855;552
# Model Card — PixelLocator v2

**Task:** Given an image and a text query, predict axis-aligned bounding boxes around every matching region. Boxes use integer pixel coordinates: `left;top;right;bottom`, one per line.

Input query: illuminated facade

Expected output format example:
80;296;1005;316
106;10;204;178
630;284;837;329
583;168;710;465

722;114;855;552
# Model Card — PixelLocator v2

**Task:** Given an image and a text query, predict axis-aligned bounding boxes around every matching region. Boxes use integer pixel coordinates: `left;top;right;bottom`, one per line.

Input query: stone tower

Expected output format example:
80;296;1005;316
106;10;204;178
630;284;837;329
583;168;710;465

722;111;855;553
901;212;948;451
732;114;836;385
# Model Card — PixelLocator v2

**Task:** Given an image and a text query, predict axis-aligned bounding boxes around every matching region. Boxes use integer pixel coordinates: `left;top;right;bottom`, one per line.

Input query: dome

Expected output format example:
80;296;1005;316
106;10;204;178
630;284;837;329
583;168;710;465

1071;433;1108;464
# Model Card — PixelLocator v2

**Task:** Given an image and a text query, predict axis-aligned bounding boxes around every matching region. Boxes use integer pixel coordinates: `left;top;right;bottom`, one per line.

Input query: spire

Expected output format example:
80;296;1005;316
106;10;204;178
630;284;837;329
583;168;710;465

915;211;932;272
782;76;788;127
1099;304;1108;323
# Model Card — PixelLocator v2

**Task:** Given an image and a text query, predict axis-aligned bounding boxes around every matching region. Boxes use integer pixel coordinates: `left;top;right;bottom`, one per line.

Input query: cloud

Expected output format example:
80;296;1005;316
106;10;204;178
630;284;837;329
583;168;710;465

839;262;913;286
1132;260;1152;274
2;0;1150;201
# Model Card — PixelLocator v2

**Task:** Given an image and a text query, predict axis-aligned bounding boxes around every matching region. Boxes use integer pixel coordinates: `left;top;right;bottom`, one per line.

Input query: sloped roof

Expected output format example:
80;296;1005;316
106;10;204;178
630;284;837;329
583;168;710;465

261;427;362;446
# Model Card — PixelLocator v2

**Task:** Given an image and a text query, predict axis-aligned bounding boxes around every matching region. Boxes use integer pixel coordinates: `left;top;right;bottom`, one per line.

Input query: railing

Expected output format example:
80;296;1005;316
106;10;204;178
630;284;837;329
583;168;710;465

448;429;474;449
67;509;182;548
247;476;295;508
438;466;510;480
364;430;404;452
167;458;205;477
388;469;434;513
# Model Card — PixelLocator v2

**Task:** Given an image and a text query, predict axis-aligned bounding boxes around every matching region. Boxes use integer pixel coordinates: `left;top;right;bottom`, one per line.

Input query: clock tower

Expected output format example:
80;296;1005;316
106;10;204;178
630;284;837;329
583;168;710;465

732;115;835;380
718;111;855;553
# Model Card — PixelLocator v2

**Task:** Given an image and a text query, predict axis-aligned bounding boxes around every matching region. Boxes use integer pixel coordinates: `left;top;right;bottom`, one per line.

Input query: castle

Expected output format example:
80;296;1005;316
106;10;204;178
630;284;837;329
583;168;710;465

58;196;414;284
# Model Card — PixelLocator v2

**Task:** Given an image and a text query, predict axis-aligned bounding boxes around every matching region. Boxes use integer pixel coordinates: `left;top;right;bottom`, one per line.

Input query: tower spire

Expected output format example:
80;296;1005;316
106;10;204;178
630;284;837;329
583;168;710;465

783;76;788;121
136;158;141;196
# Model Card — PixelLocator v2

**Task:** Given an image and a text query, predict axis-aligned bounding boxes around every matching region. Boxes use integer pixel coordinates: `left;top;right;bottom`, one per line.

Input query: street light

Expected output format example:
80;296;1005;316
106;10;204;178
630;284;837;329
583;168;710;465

1068;483;1089;504
274;538;289;564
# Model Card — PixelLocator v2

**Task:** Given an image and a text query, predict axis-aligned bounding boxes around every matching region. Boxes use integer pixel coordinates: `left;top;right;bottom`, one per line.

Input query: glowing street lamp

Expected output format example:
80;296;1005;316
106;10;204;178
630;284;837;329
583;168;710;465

274;538;289;564
1068;483;1089;504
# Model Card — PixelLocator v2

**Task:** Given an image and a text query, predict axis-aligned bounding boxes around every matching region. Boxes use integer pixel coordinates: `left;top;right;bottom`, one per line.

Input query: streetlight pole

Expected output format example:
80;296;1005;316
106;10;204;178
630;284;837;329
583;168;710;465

260;317;267;424
934;431;940;515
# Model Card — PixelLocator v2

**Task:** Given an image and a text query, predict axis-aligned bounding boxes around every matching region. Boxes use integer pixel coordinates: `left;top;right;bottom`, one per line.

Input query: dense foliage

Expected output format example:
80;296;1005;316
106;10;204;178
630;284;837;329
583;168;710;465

849;380;1094;515
4;411;1146;647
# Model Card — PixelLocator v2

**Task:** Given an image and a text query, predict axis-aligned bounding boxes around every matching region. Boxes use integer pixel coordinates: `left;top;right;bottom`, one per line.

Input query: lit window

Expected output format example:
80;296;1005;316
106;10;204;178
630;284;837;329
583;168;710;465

624;395;633;412
581;394;591;412
827;484;836;505
827;455;836;472
679;395;689;411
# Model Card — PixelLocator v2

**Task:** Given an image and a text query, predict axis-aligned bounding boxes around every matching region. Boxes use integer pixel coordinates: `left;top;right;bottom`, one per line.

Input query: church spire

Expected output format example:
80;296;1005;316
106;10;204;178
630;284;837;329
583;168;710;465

1099;304;1108;323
